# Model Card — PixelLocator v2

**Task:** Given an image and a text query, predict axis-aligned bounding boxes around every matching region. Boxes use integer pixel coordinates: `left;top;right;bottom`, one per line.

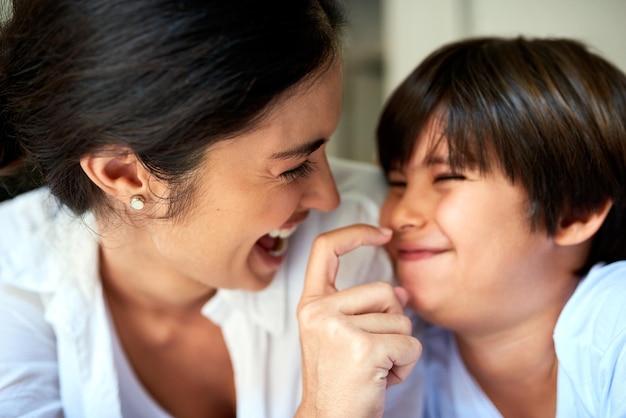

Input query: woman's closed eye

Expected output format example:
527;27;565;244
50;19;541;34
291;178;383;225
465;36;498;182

279;160;315;183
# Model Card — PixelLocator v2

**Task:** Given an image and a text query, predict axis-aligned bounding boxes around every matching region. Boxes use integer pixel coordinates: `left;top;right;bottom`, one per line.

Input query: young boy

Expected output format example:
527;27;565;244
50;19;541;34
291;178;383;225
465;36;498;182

378;36;626;417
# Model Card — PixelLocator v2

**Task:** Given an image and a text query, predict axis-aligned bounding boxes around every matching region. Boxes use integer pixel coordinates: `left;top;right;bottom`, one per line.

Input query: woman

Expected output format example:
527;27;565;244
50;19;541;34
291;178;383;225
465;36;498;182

0;1;404;417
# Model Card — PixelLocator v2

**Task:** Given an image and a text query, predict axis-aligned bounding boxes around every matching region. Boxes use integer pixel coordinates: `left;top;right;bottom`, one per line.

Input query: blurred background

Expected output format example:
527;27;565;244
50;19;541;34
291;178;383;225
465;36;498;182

334;0;626;164
2;0;625;165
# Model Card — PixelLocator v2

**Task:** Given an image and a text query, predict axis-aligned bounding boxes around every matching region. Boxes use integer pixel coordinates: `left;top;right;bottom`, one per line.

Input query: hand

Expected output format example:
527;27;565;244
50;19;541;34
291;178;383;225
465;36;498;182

296;224;422;418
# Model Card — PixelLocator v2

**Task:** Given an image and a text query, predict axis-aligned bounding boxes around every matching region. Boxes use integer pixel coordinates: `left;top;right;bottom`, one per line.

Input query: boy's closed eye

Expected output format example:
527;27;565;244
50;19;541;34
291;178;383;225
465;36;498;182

386;170;407;188
433;173;466;182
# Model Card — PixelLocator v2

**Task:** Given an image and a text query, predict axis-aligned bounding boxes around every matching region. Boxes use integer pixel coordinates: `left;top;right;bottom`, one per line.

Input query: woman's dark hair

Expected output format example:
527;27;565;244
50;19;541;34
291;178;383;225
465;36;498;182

377;36;626;275
0;0;346;216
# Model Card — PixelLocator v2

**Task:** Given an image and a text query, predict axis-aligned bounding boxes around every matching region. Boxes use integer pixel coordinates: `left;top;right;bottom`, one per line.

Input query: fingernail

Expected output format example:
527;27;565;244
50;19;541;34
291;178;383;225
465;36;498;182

379;227;392;236
394;286;410;306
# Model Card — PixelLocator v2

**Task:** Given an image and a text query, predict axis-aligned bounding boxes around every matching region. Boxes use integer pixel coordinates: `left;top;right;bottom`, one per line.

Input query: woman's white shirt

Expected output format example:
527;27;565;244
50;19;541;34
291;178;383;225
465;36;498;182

0;157;393;418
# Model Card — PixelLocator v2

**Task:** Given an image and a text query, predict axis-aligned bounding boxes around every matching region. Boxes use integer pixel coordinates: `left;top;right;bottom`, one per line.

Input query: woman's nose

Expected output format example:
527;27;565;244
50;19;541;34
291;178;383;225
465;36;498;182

299;156;340;212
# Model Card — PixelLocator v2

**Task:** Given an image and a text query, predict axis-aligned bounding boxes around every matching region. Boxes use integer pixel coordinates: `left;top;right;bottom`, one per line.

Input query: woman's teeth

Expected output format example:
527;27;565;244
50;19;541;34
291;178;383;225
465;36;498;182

268;226;297;239
267;226;297;257
268;238;287;257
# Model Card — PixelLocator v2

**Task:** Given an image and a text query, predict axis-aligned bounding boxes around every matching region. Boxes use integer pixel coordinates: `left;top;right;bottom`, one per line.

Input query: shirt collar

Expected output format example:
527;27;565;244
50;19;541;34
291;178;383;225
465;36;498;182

201;263;288;336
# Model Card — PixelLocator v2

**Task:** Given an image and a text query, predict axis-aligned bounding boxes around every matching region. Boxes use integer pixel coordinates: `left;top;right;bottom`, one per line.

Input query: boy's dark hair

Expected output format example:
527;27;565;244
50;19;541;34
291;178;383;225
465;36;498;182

377;36;626;275
0;0;346;217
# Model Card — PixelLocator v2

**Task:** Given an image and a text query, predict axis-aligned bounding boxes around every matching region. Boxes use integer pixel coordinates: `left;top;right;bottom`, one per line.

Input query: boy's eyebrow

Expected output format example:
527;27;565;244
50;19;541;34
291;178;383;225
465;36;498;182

387;167;406;176
423;154;450;166
270;138;326;160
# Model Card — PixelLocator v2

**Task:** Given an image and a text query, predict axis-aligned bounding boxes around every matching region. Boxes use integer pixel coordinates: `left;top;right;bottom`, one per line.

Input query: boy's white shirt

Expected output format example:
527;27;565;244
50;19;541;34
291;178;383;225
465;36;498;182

384;261;626;418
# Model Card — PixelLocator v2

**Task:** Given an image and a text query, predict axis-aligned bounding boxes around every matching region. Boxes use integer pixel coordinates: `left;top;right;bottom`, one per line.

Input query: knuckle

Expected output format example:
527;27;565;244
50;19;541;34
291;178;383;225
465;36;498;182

312;231;333;250
412;337;424;356
397;315;413;335
323;315;350;339
346;333;380;363
297;300;324;327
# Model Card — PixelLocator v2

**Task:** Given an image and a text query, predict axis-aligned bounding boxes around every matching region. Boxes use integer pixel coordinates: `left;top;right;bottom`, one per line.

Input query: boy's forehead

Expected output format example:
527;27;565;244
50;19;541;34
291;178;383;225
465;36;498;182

412;117;449;159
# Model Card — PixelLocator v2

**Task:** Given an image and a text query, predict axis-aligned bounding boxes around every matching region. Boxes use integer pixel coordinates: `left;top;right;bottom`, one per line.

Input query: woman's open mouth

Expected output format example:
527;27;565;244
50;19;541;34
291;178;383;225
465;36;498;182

255;225;298;258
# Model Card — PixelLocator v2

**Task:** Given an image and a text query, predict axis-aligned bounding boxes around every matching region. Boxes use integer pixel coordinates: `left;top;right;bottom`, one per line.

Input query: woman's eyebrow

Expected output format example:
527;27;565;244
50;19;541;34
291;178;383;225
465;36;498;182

270;138;326;160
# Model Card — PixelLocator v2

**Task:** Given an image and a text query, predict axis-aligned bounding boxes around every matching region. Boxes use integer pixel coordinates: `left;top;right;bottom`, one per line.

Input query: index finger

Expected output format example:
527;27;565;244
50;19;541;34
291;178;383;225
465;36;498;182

302;224;392;299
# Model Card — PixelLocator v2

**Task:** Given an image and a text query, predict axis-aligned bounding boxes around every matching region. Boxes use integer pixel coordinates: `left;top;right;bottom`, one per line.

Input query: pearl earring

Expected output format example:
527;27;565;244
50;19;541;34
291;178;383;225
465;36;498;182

130;195;145;210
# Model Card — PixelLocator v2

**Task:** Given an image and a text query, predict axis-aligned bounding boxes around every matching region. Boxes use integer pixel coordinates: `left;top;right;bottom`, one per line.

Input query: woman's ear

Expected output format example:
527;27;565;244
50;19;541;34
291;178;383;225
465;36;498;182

554;200;613;246
79;146;150;206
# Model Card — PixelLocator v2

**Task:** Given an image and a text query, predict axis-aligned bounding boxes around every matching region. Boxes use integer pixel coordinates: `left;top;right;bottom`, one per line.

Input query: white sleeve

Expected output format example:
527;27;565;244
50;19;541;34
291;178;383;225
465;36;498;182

0;284;63;418
600;328;626;417
554;262;626;418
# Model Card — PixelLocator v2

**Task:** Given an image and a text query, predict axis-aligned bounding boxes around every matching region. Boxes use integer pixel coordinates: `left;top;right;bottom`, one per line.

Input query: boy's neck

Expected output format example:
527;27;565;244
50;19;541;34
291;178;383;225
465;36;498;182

454;278;578;418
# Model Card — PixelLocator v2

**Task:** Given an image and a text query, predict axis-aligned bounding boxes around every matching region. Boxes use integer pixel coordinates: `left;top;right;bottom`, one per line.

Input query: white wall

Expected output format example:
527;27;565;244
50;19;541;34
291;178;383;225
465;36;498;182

382;0;626;97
